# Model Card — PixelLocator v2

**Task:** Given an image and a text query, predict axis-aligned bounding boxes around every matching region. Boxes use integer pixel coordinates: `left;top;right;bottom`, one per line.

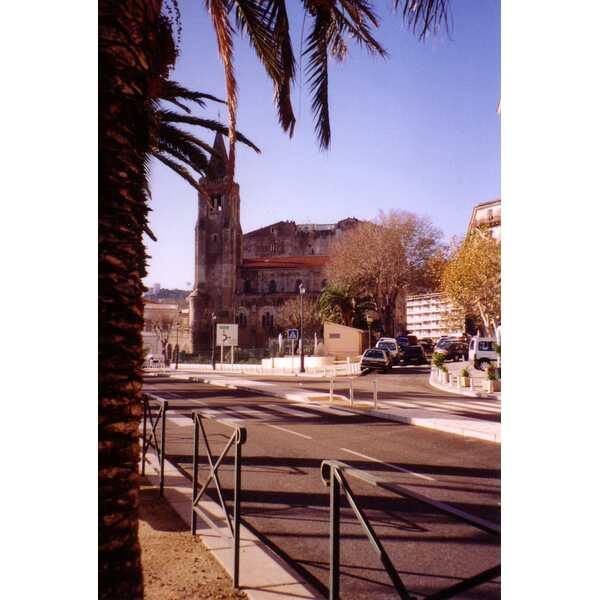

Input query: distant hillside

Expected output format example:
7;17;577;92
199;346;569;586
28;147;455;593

144;288;191;301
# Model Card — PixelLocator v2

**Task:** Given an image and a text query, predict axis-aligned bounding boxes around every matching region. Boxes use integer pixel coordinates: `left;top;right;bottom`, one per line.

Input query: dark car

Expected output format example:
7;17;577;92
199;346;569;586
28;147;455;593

419;338;435;354
402;344;428;365
436;341;468;362
360;348;393;372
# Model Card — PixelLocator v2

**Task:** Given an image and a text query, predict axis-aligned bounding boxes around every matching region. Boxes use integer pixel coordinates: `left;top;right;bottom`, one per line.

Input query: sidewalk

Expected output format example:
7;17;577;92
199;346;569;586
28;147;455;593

429;361;501;400
170;370;501;444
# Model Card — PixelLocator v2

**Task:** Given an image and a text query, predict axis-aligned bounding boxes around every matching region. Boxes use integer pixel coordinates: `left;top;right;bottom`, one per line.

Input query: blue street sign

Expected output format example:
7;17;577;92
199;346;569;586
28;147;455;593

287;329;299;340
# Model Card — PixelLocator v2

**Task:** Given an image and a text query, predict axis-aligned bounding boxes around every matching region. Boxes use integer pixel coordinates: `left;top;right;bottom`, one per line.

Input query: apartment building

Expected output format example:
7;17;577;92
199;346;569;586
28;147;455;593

467;198;501;240
406;293;464;340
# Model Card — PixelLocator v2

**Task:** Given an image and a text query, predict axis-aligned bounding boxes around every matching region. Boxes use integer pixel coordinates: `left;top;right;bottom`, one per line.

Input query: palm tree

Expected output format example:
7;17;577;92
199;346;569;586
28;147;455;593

99;1;451;596
319;284;374;328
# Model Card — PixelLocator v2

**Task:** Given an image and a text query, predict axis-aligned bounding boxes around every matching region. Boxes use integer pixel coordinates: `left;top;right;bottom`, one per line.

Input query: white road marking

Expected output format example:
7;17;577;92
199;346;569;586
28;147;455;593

167;416;191;426
265;424;313;440
384;401;420;409
299;404;353;416
443;401;500;413
229;407;272;420
339;447;435;482
401;401;449;413
264;404;313;418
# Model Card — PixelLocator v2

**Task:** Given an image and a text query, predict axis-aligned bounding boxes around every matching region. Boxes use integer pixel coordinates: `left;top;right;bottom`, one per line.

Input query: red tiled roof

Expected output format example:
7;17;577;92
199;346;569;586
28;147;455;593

242;255;329;269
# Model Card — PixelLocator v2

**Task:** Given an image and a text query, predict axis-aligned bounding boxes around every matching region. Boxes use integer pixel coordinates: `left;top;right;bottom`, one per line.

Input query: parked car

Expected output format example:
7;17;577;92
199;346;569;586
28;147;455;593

418;338;435;354
468;336;498;370
375;338;402;365
435;341;468;362
360;348;393;372
402;344;428;365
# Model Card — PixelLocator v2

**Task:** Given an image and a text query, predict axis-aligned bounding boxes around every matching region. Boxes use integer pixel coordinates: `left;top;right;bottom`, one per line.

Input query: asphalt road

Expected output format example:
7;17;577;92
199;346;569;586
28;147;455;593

143;376;500;599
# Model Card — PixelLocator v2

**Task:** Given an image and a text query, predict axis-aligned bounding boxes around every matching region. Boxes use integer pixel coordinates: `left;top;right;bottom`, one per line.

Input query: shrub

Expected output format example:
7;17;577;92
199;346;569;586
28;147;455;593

432;352;445;368
440;365;448;373
487;363;498;380
460;366;470;378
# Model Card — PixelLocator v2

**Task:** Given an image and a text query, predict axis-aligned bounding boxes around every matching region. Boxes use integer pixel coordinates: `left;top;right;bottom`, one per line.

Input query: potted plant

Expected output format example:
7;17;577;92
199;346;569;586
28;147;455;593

460;366;471;388
484;363;501;392
432;352;445;379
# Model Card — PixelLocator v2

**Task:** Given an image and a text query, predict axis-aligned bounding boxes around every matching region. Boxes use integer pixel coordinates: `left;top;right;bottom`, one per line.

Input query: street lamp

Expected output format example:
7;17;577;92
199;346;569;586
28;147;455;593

211;313;217;371
174;312;181;370
299;282;306;373
366;314;374;348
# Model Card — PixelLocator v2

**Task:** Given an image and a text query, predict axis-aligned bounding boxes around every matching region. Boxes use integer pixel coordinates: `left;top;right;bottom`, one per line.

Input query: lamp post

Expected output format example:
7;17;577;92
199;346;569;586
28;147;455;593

366;314;374;348
175;312;181;370
211;313;217;371
299;282;306;373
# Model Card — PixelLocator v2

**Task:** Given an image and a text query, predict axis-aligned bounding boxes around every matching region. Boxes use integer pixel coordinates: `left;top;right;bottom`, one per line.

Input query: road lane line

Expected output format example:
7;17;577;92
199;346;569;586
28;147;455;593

230;406;272;420
339;447;435;481
443;401;500;413
265;424;313;440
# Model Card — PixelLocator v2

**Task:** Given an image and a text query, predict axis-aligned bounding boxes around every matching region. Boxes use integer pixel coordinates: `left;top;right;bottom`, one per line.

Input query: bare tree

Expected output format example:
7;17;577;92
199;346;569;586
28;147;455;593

151;313;178;364
278;296;322;338
326;210;443;335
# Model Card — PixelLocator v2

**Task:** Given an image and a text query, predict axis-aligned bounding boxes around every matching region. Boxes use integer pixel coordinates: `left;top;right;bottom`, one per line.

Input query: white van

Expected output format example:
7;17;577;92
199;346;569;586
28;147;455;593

468;336;498;371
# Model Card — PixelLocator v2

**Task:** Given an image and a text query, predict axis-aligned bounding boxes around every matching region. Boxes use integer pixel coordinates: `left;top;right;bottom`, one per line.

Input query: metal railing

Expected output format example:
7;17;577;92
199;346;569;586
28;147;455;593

141;393;168;495
321;460;500;600
191;412;247;589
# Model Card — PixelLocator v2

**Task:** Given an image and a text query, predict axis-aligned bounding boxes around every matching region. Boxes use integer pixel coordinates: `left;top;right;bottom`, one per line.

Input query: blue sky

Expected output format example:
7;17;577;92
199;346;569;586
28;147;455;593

145;0;500;289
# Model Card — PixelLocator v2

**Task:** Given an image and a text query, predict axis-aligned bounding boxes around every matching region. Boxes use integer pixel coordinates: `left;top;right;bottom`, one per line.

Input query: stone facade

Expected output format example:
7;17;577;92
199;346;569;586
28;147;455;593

188;133;406;351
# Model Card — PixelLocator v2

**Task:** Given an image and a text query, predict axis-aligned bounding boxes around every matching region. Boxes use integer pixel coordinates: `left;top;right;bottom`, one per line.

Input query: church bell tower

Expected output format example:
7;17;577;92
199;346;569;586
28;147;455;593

188;133;242;352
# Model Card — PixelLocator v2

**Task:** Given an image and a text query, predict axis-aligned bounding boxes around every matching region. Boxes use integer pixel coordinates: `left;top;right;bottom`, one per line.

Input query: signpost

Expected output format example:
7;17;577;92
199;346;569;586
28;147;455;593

216;324;239;367
287;329;299;371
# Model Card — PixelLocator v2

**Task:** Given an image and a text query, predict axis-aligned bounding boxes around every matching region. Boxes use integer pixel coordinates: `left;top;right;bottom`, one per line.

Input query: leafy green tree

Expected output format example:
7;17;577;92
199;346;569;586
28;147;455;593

441;230;501;337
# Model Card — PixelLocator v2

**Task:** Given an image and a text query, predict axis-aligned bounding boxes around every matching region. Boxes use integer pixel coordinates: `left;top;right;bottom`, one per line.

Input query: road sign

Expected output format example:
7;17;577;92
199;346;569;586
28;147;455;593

216;323;238;346
287;328;299;340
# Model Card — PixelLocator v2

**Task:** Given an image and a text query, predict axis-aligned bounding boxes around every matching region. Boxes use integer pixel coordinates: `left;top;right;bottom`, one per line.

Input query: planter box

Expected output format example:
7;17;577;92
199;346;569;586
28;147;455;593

484;379;501;393
460;377;471;388
440;372;450;384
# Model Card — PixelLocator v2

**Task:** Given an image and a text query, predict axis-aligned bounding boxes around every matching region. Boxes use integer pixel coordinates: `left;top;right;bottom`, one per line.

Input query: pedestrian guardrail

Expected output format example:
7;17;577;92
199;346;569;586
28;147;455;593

191;412;246;589
141;393;168;495
320;460;500;600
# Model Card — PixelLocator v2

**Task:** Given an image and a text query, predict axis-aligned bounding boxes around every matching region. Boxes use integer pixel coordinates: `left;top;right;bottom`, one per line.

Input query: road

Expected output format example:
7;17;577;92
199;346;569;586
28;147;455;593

143;374;500;599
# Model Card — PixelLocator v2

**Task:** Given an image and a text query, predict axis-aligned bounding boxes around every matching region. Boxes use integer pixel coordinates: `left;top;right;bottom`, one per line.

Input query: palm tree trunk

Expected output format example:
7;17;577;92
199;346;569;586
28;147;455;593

99;1;162;597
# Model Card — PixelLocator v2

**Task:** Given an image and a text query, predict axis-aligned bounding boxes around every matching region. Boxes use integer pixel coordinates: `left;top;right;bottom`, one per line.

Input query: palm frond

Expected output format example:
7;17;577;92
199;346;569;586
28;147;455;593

396;0;451;40
161;80;226;110
156;122;211;173
205;0;238;176
304;9;332;149
153;153;204;192
158;110;261;153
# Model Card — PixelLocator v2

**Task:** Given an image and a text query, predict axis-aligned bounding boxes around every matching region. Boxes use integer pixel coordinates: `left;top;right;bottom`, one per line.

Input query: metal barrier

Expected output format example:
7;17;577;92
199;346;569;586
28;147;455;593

141;393;168;495
191;412;247;589
321;460;500;600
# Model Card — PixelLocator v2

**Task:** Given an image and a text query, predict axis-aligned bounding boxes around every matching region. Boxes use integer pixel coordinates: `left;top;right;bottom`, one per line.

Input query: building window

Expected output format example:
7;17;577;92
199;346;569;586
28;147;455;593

321;279;328;289
238;312;247;328
296;279;303;292
210;194;223;211
269;280;277;293
244;280;252;293
487;208;494;220
262;312;273;330
212;234;219;243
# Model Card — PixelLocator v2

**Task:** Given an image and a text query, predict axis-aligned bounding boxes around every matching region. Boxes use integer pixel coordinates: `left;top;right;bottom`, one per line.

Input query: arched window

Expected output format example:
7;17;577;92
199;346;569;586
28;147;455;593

269;280;277;293
296;279;303;292
321;279;328;289
261;311;273;330
238;312;247;329
244;280;252;293
212;233;219;243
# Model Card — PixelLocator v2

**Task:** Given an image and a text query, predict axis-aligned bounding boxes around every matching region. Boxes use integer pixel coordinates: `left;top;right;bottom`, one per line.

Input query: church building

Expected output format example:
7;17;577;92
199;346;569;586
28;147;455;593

188;133;404;352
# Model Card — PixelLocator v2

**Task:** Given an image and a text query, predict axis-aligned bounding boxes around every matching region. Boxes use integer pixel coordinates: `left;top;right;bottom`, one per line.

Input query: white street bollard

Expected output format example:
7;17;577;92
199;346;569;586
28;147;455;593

349;378;354;407
330;375;334;402
373;378;378;410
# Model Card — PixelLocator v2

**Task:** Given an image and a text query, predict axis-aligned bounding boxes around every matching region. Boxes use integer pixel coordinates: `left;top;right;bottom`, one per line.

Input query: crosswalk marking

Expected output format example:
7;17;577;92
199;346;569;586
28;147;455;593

167;416;191;426
443;401;500;414
298;404;352;416
263;404;315;418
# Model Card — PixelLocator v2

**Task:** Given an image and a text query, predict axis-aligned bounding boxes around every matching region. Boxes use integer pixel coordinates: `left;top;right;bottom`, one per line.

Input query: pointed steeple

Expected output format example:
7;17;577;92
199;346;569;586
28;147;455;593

206;132;228;180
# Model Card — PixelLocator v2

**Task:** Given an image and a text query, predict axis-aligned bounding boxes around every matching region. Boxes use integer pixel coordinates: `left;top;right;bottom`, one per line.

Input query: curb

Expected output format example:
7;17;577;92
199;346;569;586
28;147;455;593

175;374;500;444
428;372;501;400
141;451;322;599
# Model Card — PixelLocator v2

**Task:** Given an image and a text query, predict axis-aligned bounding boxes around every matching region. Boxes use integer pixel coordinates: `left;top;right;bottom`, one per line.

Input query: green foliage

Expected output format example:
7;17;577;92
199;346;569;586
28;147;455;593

460;366;470;378
487;363;498;381
318;284;374;329
432;352;445;368
494;342;501;355
440;365;448;373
